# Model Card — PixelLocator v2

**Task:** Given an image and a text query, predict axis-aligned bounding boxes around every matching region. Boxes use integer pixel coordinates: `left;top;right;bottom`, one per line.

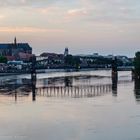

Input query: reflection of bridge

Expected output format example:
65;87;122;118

36;84;112;98
0;83;112;99
0;74;113;99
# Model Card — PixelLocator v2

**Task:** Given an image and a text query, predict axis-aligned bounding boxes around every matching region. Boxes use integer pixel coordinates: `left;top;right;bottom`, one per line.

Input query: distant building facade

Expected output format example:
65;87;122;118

0;38;32;61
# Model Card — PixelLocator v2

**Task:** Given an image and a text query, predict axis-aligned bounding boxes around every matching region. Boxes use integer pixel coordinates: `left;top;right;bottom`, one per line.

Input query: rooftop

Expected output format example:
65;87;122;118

0;43;32;50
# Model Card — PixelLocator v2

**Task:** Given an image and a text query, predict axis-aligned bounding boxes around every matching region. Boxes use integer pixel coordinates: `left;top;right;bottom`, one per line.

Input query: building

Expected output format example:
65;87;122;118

64;47;69;56
93;53;100;57
0;38;32;61
40;52;64;66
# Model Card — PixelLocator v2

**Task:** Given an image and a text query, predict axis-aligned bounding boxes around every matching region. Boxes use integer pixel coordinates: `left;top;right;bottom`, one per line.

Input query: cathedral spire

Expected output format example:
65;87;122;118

14;37;17;46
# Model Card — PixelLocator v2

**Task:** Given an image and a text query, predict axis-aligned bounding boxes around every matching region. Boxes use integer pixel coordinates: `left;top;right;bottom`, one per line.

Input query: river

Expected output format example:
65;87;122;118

0;70;140;140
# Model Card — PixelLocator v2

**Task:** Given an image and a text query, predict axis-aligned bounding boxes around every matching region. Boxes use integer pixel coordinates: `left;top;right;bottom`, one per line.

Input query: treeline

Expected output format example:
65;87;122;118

64;55;80;68
134;52;140;79
64;55;133;69
0;56;7;63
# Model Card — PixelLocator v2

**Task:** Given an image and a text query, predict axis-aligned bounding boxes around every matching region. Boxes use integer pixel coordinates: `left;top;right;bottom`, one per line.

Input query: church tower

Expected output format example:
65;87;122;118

64;47;69;56
12;37;18;57
14;37;17;47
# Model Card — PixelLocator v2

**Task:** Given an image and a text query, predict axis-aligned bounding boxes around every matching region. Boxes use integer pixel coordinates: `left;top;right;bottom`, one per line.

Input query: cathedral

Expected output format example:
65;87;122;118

0;38;32;61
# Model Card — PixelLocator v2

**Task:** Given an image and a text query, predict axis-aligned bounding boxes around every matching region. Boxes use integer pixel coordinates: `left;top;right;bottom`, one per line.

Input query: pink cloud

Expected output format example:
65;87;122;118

0;27;65;33
67;8;88;17
0;15;5;19
38;6;59;14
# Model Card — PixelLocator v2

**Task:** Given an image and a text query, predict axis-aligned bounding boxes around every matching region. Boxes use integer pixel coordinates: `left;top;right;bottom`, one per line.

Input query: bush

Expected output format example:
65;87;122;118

0;56;7;63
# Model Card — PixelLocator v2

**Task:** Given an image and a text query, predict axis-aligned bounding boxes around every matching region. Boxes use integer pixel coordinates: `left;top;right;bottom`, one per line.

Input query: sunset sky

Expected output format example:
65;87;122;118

0;0;139;57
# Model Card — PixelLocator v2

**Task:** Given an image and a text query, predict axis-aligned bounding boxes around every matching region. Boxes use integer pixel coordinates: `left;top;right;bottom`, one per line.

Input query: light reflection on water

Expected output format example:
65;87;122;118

0;70;140;140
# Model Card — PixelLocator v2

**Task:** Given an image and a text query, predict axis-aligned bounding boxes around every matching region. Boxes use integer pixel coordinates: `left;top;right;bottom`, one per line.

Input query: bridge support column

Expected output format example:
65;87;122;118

112;57;118;96
31;55;37;101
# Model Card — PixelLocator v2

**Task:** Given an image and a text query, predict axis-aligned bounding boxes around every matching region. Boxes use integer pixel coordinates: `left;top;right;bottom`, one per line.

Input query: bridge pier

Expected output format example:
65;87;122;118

31;55;37;101
112;57;118;81
134;79;140;101
112;57;118;96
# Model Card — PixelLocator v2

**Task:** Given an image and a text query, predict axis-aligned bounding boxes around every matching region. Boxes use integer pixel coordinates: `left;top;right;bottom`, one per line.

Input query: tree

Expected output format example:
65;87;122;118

64;55;74;66
134;52;140;78
73;56;81;68
0;56;7;63
64;55;81;68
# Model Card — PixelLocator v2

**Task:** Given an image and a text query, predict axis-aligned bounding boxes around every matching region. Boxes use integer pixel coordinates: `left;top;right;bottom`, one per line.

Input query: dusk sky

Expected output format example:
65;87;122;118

0;0;140;57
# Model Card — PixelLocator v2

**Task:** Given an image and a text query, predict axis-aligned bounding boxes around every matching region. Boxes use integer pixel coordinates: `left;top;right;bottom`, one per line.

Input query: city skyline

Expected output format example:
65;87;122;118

0;0;140;57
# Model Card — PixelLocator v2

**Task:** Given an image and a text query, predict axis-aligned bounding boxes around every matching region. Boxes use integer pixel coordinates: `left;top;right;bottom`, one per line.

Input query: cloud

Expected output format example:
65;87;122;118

67;8;88;17
37;6;61;15
0;15;5;19
79;0;140;22
0;27;64;33
0;0;140;29
0;0;57;7
0;0;139;22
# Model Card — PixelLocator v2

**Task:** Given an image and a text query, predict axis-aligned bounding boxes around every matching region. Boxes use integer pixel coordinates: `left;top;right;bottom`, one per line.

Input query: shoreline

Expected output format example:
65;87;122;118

0;67;132;76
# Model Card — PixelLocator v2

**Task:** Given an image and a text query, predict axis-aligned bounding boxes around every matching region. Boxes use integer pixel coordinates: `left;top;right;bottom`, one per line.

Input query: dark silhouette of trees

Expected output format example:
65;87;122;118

134;52;140;79
0;56;7;63
64;55;81;68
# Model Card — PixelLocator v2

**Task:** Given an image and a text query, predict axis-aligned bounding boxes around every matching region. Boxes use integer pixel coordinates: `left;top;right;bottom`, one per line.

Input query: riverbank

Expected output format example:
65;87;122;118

0;67;132;76
0;69;46;76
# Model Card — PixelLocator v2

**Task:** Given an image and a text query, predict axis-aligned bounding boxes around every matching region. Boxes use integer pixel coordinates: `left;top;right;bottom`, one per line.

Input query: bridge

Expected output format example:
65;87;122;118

0;56;132;101
35;56;133;71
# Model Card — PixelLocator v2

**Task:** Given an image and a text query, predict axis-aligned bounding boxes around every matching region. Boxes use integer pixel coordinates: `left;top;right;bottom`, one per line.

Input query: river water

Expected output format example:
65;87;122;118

0;70;140;140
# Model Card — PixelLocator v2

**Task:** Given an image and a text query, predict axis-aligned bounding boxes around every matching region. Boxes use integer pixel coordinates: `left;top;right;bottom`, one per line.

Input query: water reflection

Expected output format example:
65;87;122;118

40;75;112;98
64;77;72;87
31;74;37;101
0;71;138;140
0;79;31;97
112;76;118;96
134;79;140;102
37;84;112;98
0;71;134;101
0;74;113;101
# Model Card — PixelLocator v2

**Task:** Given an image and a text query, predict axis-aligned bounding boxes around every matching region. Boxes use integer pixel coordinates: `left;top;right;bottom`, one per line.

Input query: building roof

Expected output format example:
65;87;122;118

0;43;32;50
0;44;11;49
17;43;32;50
18;52;33;59
6;56;16;61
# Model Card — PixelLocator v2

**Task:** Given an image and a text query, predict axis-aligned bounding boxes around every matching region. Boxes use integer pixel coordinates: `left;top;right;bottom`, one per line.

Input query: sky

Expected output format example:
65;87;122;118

0;0;140;57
